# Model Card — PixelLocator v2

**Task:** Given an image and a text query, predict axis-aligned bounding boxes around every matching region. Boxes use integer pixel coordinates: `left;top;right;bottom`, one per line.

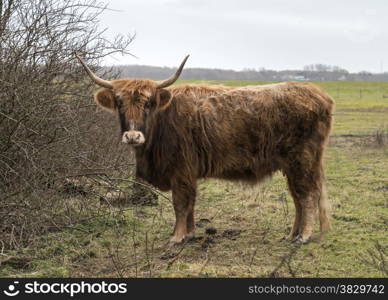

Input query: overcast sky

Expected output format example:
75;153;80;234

100;0;388;73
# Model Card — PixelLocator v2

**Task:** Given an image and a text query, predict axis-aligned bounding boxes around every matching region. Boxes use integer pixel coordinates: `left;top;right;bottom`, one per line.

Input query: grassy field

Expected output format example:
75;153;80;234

1;81;387;278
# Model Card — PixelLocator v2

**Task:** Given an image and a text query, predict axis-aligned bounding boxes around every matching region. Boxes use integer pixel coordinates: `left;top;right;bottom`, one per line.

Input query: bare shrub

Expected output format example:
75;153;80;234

0;0;136;249
359;242;387;276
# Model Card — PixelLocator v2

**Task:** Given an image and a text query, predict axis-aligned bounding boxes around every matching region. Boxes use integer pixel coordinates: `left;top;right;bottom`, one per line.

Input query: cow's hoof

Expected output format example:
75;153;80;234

169;231;197;246
293;235;310;244
281;234;298;242
185;231;196;241
169;236;186;246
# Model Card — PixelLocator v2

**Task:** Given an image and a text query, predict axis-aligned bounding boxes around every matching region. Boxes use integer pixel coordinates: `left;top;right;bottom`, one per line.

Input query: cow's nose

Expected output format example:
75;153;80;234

122;132;133;144
122;131;145;145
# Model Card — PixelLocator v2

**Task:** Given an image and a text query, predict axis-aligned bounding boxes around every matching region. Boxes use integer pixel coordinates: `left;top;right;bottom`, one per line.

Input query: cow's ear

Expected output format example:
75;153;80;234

94;88;116;111
156;89;172;110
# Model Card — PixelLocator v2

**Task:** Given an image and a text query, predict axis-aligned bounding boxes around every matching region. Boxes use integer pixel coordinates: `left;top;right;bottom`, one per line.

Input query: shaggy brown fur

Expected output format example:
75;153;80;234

93;80;334;244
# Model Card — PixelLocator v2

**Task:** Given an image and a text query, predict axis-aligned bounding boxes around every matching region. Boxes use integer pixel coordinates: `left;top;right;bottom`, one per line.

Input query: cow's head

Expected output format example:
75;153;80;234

75;54;189;146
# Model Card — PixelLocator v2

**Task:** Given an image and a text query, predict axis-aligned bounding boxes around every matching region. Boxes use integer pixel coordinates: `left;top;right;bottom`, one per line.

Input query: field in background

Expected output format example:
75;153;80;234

1;81;387;278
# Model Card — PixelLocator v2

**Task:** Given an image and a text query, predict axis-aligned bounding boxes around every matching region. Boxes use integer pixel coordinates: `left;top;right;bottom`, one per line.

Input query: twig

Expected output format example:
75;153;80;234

166;244;186;271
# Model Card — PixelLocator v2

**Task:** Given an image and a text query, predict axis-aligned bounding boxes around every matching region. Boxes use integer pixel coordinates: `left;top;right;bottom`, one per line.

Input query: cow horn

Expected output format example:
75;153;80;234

157;55;189;89
75;53;113;89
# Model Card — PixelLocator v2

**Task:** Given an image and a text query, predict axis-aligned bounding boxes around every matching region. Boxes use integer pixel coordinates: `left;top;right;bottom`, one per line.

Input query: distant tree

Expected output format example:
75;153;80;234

358;71;372;76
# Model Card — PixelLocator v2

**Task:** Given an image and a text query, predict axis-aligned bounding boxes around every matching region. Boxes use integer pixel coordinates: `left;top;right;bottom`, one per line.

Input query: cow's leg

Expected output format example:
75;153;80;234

286;174;318;243
299;162;331;242
285;153;326;243
297;190;318;243
286;193;302;241
170;180;196;245
186;199;196;239
318;180;331;234
285;172;303;241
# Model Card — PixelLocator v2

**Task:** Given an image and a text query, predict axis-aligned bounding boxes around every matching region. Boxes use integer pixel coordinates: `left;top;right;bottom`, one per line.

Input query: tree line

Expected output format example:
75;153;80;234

107;64;388;81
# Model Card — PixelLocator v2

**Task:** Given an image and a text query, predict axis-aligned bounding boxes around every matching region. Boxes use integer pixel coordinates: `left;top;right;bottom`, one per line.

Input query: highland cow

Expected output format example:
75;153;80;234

76;54;334;245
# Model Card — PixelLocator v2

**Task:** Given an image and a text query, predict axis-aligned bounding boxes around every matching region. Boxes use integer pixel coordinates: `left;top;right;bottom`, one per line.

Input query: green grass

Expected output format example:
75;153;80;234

1;81;387;278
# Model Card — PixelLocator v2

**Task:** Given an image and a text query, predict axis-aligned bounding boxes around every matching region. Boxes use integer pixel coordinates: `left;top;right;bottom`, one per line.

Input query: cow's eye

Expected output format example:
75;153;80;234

116;99;123;107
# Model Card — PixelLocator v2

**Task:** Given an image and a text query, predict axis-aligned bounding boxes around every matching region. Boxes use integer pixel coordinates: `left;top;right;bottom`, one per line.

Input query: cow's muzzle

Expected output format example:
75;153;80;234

122;131;145;146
